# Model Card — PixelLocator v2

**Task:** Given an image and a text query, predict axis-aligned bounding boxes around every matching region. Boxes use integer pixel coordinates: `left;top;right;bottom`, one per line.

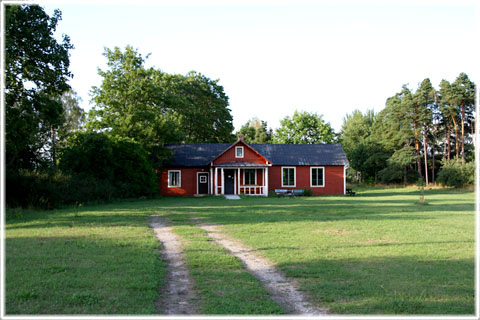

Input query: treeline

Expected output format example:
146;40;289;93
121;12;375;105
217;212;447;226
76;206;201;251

6;5;474;209
6;6;235;209
236;74;476;188
339;75;475;187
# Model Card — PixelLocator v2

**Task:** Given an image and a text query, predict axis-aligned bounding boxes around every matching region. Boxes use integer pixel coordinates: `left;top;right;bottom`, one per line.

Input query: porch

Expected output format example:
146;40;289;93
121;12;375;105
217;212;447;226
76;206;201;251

211;161;270;197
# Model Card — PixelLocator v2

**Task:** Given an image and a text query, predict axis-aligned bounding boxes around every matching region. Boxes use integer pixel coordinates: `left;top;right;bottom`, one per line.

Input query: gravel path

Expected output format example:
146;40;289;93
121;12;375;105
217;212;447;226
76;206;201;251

150;215;198;315
194;220;329;315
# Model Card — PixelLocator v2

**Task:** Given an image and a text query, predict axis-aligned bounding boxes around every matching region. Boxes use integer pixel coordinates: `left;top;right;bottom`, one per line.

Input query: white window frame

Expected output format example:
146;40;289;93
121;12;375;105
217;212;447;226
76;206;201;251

168;170;181;188
281;167;296;187
310;167;325;187
235;146;244;158
243;169;257;185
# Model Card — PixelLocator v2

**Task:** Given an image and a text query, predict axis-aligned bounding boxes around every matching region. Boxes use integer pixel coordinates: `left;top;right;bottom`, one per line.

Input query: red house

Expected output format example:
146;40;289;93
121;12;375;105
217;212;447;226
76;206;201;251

159;135;349;196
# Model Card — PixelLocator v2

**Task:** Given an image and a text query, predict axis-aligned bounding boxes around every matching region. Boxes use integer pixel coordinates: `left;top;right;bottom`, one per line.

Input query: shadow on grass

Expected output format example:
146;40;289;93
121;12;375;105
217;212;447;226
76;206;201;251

7;189;474;230
280;256;474;315
5;233;165;315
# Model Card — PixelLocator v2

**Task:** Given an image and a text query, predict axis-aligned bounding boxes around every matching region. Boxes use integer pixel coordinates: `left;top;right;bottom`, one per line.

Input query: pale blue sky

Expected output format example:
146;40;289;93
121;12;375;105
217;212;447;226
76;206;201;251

41;0;478;132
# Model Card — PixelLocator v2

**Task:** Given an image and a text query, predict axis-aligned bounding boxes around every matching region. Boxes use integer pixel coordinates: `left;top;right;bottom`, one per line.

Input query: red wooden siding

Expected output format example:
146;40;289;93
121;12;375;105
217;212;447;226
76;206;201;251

159;165;345;196
213;141;268;165
159;167;210;196
268;165;344;195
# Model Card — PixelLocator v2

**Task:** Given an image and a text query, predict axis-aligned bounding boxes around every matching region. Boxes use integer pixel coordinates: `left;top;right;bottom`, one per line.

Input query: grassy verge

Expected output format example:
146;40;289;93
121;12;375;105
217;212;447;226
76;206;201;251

168;217;284;314
5;201;166;314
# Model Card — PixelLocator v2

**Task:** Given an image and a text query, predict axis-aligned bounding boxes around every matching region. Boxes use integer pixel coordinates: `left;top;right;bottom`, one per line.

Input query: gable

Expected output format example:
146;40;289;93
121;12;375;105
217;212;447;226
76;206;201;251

212;140;270;166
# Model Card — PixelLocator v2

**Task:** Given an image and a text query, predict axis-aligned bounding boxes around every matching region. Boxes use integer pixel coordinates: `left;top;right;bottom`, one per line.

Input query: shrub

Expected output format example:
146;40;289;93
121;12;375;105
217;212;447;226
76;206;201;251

7;132;159;209
59;132;158;199
303;188;313;196
6;169;70;209
377;165;404;184
437;158;475;188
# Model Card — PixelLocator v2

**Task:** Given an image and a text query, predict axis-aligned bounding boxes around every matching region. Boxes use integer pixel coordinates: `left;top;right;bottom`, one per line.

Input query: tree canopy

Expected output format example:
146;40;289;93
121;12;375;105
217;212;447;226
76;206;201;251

88;46;235;164
339;73;476;186
236;118;273;144
273;110;335;144
5;5;73;169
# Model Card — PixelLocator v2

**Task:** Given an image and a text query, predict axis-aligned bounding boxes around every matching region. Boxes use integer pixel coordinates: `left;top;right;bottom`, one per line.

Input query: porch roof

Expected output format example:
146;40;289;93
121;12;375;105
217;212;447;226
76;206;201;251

214;161;270;168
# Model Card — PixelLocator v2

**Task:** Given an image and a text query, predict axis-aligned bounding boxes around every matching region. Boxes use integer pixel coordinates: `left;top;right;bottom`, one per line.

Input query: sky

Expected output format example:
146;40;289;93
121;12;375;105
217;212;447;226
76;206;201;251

39;0;478;132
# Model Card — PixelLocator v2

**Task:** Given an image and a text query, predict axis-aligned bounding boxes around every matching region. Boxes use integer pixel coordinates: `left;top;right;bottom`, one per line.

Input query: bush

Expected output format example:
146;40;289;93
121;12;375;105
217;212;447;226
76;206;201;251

437;158;475;188
303;188;313;196
59;132;158;199
7;132;159;209
6;169;70;209
377;165;404;184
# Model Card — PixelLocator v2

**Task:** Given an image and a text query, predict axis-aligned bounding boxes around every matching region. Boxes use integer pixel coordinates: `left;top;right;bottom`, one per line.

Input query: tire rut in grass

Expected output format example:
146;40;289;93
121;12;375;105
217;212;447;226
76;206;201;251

192;220;329;315
150;215;198;315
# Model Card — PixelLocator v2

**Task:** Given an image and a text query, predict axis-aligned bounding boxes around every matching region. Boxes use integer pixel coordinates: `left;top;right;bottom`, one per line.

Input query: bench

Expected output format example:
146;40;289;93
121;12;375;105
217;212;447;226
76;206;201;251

292;189;304;196
346;188;356;196
275;189;305;197
275;189;293;196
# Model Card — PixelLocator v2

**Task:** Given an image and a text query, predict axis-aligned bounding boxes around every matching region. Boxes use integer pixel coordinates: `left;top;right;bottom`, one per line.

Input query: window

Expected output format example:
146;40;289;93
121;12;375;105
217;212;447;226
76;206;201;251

199;176;207;183
235;146;244;158
282;167;295;187
244;169;256;185
311;167;324;187
168;170;181;187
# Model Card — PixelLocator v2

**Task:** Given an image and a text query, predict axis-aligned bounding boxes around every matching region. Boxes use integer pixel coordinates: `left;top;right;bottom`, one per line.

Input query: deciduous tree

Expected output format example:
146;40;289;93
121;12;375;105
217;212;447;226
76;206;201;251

273;110;335;144
5;5;73;169
237;118;273;144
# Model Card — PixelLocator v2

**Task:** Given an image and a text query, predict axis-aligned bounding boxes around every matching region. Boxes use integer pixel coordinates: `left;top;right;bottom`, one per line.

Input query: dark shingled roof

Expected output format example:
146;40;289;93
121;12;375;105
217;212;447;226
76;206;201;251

165;143;349;167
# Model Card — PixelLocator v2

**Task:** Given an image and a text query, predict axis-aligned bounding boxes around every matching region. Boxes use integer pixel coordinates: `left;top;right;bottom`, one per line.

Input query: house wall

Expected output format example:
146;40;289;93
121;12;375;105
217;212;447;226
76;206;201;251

213;141;267;165
159;165;345;196
159;167;209;196
268;165;345;195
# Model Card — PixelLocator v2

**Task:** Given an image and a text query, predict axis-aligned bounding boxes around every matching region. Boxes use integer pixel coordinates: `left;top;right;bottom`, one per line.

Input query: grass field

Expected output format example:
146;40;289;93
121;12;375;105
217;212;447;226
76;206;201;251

5;187;475;315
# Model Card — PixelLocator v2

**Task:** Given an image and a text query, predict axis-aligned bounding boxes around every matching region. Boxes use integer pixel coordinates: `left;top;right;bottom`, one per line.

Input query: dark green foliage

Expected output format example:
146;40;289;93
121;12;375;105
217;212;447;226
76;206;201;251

341;74;475;186
6;169;69;209
88;46;235;164
6;132;158;209
437;158;475;188
236;118;273;143
377;165;404;184
5;5;73;170
303;188;313;196
59;132;158;199
173;71;235;143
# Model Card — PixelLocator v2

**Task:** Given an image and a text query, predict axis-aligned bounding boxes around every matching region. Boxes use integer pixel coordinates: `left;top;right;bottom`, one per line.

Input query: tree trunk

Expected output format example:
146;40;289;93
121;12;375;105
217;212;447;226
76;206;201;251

461;105;465;160
51;126;57;166
451;115;459;158
447;125;451;160
443;131;447;160
423;129;429;186
404;165;407;186
414;121;422;178
432;140;436;185
432;152;435;184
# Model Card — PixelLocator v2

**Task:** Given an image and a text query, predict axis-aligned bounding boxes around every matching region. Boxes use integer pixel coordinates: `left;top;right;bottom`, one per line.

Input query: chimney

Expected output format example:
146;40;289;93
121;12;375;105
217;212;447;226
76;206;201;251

237;134;244;141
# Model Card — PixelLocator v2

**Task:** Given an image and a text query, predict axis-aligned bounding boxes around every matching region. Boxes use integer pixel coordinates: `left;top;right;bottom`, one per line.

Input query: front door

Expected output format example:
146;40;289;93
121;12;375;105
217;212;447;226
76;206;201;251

198;173;209;195
224;169;235;195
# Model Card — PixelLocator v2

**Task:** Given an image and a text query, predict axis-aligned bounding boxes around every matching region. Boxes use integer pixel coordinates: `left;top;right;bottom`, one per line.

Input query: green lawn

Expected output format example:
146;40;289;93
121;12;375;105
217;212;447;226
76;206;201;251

5;187;475;315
